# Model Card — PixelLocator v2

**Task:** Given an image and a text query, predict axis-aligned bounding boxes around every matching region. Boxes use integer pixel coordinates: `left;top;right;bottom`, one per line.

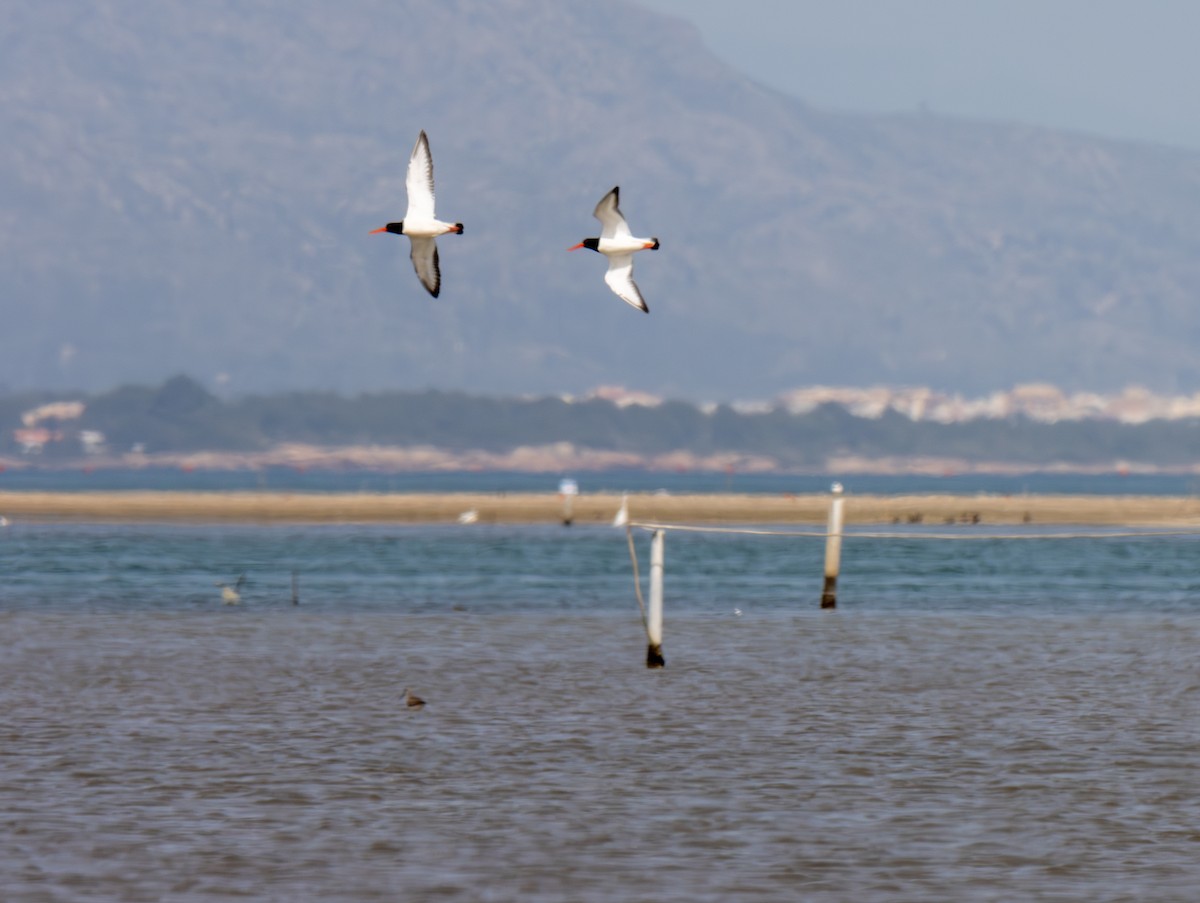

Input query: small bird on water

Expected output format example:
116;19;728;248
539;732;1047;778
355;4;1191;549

403;688;426;709
216;574;245;605
569;186;659;313
371;130;464;298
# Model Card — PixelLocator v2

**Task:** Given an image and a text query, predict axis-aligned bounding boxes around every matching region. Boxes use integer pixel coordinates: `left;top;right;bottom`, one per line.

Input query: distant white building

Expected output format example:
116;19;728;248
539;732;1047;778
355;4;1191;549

774;383;1200;425
79;430;106;455
584;386;664;408
14;428;54;454
21;400;85;427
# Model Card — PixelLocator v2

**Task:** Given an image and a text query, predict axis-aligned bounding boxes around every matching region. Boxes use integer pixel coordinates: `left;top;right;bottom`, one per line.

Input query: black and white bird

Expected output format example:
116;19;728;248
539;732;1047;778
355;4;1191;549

569;186;659;313
371;130;463;298
216;574;245;605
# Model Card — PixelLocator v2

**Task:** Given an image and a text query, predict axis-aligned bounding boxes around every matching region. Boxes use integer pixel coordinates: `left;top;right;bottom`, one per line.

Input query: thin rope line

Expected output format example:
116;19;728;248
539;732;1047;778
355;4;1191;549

626;525;650;639
630;522;827;537
628;521;1200;541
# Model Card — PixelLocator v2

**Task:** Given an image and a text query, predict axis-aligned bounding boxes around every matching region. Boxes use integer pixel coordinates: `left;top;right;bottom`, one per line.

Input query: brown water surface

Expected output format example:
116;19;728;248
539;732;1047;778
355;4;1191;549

2;610;1198;900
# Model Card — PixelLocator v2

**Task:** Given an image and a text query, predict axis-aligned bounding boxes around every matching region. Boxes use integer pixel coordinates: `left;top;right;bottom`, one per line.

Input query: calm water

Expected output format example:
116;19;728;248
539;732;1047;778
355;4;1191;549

3;523;1200;900
4;465;1200;495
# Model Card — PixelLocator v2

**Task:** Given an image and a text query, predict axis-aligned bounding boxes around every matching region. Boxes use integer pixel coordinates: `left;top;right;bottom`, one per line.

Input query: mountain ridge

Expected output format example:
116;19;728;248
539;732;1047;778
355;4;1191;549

5;1;1200;398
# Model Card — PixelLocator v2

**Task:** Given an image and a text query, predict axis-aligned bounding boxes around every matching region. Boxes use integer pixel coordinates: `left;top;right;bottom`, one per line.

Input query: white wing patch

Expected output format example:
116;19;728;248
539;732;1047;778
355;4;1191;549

593;186;631;241
604;253;648;313
409;236;441;298
405;130;437;222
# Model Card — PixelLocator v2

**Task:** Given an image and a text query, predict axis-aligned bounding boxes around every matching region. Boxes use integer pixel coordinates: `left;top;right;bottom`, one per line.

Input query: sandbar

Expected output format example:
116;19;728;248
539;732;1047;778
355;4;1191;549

3;490;1200;526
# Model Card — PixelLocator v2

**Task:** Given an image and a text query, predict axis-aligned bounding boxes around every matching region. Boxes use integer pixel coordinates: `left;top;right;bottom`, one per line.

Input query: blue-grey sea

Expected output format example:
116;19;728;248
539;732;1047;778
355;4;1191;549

2;475;1200;900
3;466;1200;496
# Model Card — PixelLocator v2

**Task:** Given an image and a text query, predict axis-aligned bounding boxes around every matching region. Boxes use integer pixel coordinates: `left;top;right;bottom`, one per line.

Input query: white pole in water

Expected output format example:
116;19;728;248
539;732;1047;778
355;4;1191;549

821;482;845;609
647;529;665;667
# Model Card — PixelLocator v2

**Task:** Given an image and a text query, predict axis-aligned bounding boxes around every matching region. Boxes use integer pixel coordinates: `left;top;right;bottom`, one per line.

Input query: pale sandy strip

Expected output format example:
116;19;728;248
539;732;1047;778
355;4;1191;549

3;491;1200;526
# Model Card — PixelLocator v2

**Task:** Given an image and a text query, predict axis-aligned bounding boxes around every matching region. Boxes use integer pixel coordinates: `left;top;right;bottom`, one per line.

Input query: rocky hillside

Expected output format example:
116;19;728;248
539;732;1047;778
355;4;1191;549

5;0;1200;399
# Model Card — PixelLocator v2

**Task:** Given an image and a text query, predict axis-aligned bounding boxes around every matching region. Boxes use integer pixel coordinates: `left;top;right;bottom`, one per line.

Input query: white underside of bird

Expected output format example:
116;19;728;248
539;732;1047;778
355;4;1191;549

217;574;244;605
371;130;463;298
570;186;659;313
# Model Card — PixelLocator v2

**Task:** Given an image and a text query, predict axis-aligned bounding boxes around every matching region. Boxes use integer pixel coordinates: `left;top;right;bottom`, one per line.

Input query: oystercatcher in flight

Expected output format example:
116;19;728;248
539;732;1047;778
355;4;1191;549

569;186;659;313
371;130;463;298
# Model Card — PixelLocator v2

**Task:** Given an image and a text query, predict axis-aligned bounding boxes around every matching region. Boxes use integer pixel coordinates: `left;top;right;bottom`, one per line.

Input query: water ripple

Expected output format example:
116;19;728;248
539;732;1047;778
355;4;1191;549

2;526;1200;899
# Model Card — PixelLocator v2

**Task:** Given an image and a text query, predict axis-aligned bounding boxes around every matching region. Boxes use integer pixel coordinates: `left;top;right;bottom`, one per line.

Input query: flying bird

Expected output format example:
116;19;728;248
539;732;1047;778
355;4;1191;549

569;186;659;313
371;130;464;298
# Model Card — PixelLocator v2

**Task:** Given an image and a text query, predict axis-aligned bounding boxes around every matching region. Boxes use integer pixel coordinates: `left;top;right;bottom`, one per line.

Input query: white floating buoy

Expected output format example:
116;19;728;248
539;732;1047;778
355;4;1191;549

458;509;479;525
558;477;578;526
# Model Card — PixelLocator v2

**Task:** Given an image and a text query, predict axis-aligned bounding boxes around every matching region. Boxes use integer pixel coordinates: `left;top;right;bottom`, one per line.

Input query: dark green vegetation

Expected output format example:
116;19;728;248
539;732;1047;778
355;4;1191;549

4;376;1199;469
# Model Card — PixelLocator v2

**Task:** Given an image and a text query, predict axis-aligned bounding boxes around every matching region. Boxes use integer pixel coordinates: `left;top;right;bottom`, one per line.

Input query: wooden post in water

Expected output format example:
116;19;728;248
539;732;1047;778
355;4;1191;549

821;482;845;609
647;529;666;667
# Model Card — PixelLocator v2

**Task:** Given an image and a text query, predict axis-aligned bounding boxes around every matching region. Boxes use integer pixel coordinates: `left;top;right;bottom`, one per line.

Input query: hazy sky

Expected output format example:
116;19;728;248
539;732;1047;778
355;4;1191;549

637;0;1200;150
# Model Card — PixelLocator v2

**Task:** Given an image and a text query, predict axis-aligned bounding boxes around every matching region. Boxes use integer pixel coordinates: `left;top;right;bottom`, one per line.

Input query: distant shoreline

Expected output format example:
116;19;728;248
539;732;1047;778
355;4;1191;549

5;445;1200;479
3;491;1200;526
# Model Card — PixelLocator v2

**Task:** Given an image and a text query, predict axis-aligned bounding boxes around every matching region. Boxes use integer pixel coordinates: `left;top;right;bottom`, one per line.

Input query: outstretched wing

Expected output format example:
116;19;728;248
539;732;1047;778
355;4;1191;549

405;130;437;221
592;186;631;241
603;253;649;313
409;236;441;297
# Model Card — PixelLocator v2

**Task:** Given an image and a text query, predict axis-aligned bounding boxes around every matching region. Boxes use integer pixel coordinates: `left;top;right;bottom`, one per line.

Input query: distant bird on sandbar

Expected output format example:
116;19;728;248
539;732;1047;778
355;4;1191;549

612;492;629;528
371;130;464;298
458;508;479;525
403;688;426;709
569;186;658;313
216;574;245;605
